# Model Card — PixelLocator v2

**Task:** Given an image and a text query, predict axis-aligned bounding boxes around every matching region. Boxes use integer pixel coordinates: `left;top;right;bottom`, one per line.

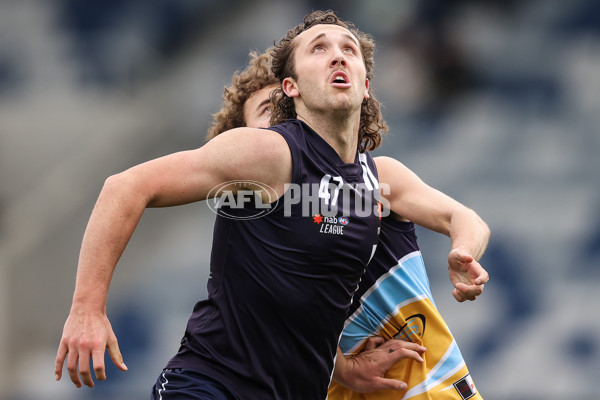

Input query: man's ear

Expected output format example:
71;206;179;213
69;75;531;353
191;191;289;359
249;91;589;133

282;77;299;98
364;78;370;100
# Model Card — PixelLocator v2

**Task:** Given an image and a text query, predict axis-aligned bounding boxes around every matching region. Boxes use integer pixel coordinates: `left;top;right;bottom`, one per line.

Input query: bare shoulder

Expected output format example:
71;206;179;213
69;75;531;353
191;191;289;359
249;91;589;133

374;156;399;171
374;156;411;182
202;127;292;190
374;155;428;202
209;127;289;159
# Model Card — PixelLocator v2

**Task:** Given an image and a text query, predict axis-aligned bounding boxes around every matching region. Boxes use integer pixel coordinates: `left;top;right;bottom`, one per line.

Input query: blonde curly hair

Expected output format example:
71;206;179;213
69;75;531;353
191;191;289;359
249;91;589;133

207;51;279;140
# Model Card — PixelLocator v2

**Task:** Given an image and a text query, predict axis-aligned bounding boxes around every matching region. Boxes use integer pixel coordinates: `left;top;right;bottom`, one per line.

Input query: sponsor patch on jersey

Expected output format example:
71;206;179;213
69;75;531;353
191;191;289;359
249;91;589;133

313;214;348;235
453;373;477;400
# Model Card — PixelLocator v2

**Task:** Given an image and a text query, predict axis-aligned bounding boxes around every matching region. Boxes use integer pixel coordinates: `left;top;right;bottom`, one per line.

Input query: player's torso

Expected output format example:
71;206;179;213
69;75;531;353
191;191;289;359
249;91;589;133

173;119;382;400
210;119;382;315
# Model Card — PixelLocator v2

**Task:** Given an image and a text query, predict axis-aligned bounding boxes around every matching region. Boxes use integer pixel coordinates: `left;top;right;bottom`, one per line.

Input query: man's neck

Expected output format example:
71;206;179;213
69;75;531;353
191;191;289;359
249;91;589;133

297;111;361;164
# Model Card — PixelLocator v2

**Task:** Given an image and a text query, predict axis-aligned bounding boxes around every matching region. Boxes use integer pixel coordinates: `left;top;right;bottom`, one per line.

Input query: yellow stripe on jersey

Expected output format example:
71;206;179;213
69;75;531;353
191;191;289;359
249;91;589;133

329;265;482;399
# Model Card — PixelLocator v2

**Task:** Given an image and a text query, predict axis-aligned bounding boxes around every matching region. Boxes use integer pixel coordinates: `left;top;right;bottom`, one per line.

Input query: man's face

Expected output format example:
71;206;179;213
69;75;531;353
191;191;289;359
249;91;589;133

284;24;369;115
243;84;278;128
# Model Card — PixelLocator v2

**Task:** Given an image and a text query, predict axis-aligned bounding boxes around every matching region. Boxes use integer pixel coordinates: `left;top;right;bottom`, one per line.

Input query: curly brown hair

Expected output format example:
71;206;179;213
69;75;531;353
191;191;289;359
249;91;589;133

269;10;388;152
207;51;280;140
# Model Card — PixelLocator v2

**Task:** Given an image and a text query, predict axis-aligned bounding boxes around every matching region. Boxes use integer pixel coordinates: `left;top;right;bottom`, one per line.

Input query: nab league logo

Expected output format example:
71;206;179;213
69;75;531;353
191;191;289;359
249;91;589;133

313;214;349;235
207;180;278;220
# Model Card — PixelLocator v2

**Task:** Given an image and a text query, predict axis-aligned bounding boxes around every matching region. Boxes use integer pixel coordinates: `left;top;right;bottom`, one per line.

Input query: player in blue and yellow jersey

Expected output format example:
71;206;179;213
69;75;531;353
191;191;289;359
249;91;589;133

329;153;490;400
329;211;487;400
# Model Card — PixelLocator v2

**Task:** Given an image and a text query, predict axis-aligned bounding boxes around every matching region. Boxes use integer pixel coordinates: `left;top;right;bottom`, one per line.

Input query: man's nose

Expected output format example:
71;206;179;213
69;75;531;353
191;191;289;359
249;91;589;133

330;49;347;68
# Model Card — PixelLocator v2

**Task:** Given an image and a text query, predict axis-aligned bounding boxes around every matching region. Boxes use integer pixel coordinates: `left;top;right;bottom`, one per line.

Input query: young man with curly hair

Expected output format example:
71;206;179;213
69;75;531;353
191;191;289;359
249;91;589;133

207;46;488;400
55;10;488;400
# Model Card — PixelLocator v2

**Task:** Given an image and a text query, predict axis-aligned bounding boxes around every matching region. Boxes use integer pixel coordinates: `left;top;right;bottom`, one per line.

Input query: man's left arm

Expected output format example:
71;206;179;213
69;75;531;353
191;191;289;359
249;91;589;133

375;156;490;302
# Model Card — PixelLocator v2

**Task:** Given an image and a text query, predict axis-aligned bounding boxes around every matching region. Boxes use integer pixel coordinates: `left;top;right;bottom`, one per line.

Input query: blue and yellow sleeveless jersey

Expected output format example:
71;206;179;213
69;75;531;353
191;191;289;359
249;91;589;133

328;217;482;400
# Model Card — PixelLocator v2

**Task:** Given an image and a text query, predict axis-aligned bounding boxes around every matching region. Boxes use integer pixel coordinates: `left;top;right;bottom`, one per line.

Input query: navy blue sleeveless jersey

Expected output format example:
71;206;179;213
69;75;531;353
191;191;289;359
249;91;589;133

166;120;381;400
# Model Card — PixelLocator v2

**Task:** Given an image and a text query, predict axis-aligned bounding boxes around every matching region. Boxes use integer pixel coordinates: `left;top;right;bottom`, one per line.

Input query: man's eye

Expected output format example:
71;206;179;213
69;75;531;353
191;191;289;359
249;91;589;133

313;45;325;53
343;47;356;55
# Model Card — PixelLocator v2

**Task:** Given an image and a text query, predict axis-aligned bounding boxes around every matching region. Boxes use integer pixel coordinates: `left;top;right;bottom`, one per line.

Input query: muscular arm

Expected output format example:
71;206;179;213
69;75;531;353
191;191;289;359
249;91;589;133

55;128;291;388
375;156;490;301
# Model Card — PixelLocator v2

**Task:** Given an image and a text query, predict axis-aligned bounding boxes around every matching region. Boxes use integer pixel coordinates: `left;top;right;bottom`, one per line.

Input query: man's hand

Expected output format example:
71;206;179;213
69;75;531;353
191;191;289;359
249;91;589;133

448;247;489;302
334;337;426;393
54;310;127;388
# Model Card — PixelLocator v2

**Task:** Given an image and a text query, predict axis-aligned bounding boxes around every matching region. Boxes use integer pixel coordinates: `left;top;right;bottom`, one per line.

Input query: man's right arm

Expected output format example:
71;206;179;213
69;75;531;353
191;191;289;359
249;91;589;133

55;127;292;388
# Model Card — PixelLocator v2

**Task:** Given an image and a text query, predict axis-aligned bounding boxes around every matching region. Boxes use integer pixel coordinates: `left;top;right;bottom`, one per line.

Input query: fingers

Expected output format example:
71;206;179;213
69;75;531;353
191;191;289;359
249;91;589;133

78;344;94;388
340;338;427;393
379;338;425;352
371;376;408;391
453;282;484;302
65;344;82;388
452;288;466;302
62;340;102;388
474;269;490;285
107;338;128;372
385;341;426;364
448;252;489;302
56;313;127;389
364;336;385;351
467;260;489;286
92;347;107;382
55;341;68;381
455;282;484;295
58;340;126;388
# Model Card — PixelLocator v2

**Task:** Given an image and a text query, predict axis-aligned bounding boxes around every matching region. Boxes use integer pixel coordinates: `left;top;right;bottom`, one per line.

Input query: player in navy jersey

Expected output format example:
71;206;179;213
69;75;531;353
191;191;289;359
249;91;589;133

55;10;428;400
199;48;489;399
160;50;428;399
267;11;490;397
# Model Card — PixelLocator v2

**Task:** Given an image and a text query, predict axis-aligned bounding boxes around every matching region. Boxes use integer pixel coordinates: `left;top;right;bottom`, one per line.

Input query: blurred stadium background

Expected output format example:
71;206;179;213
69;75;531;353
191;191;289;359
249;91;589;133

1;0;599;399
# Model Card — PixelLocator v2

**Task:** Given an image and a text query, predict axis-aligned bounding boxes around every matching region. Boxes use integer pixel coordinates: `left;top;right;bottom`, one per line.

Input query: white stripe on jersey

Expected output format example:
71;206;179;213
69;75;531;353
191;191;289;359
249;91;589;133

359;152;379;191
